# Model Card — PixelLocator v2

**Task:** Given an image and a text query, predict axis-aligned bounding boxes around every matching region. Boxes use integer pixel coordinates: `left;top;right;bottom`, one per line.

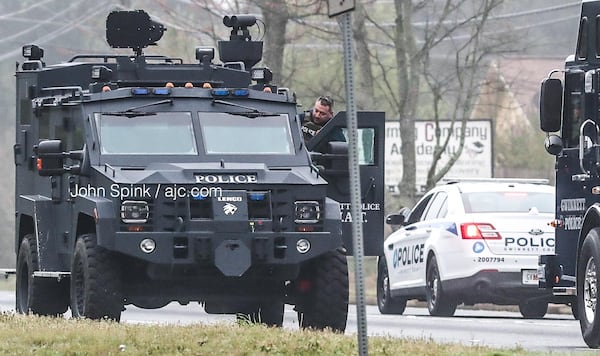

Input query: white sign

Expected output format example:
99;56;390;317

385;120;493;193
327;0;355;17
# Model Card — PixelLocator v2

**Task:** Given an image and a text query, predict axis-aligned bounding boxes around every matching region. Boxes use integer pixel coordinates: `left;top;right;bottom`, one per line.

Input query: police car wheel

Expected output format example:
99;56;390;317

578;228;600;348
518;299;547;319
16;234;69;316
377;258;407;315
70;233;123;321
425;255;457;317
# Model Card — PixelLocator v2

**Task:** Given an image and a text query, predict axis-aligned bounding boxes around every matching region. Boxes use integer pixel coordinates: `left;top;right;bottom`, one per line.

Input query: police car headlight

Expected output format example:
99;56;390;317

294;201;320;224
120;200;149;223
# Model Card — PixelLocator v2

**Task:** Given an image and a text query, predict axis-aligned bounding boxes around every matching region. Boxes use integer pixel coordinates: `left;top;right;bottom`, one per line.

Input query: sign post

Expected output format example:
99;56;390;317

328;1;367;355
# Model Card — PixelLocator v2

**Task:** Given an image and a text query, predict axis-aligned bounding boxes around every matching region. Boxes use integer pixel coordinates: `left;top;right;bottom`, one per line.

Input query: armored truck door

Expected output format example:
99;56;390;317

305;111;385;256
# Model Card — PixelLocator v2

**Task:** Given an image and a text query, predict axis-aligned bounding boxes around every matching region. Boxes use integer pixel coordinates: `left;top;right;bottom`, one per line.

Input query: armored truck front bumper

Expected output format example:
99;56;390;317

93;189;343;277
114;229;341;276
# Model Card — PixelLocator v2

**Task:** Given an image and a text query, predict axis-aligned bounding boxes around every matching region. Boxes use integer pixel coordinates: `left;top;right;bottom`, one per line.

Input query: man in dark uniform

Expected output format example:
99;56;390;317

300;96;346;151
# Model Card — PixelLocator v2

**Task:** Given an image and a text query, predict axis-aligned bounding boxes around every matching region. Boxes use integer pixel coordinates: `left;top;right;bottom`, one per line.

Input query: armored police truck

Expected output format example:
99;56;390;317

539;0;600;348
13;10;386;331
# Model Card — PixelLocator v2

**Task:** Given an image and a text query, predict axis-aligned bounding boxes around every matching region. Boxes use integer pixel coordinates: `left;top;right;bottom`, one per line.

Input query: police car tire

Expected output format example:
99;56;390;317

377;258;407;314
70;233;123;321
518;299;547;319
237;301;284;327
577;228;600;348
16;234;69;316
426;255;457;317
298;249;349;332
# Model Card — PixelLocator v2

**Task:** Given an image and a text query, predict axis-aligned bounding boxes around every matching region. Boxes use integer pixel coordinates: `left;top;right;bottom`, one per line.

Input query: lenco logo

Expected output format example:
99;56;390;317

195;174;257;184
218;196;243;202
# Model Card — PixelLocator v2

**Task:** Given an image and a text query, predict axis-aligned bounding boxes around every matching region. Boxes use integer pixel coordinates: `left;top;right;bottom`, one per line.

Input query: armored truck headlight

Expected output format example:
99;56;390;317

121;200;149;223
294;201;320;224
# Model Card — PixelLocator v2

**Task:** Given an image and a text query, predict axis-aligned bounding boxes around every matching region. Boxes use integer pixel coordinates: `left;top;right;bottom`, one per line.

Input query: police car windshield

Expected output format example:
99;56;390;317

199;112;294;155
95;112;198;155
462;191;554;214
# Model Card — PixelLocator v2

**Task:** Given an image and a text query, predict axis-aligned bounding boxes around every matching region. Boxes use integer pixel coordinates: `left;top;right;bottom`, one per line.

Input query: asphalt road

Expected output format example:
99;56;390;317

0;291;589;352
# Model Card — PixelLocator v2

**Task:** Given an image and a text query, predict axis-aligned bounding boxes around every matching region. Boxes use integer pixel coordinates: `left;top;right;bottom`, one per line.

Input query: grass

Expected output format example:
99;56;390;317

0;313;539;355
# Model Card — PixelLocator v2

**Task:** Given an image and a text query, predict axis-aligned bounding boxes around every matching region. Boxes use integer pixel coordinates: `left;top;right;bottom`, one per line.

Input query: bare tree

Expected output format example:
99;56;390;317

362;0;507;205
422;0;507;191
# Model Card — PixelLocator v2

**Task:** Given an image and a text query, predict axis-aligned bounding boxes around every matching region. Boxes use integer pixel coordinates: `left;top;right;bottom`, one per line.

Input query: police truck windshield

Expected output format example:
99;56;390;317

96;112;198;155
199;112;294;155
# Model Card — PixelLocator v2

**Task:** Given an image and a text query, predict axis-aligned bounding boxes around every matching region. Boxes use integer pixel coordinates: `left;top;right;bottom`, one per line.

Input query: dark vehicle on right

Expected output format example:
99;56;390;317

539;0;600;348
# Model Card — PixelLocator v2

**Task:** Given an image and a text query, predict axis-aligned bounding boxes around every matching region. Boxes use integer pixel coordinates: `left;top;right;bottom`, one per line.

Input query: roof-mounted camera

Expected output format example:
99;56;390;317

218;15;263;70
223;15;257;41
106;10;166;56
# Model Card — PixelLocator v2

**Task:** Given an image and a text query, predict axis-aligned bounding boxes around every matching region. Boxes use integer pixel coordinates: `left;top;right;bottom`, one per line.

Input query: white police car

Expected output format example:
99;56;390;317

377;178;555;318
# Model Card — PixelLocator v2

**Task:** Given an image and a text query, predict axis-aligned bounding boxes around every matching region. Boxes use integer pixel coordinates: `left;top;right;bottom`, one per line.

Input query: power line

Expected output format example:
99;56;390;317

0;0;57;21
0;1;112;62
0;1;82;46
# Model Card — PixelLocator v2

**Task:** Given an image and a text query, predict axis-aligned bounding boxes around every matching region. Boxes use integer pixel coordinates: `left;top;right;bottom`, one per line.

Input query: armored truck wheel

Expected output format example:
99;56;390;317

578;228;600;348
236;301;284;327
296;249;349;332
16;234;69;316
377;257;407;314
70;233;123;321
518;299;547;319
426;255;457;317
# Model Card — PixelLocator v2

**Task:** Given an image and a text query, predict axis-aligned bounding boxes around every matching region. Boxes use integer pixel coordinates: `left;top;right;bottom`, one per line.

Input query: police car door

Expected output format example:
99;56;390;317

305;111;385;256
386;192;436;290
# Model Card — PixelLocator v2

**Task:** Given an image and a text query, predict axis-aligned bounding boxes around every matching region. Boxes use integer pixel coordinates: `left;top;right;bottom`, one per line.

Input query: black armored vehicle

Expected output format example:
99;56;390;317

539;0;600;348
13;10;385;330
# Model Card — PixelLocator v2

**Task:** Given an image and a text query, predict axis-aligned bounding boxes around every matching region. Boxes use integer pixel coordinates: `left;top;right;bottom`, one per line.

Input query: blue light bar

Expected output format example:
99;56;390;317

232;88;249;97
131;88;150;95
211;88;229;96
153;88;171;95
192;193;208;200
248;192;266;201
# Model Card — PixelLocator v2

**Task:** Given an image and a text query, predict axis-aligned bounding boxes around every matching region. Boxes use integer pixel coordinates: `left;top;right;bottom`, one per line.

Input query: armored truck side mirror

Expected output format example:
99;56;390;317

35;140;65;176
540;77;563;132
544;134;563;155
68;146;91;177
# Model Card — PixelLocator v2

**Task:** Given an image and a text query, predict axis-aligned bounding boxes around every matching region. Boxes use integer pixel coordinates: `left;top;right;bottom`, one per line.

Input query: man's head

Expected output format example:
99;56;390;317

311;96;334;125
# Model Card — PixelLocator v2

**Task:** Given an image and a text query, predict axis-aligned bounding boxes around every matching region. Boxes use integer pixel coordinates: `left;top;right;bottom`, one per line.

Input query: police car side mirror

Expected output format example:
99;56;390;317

385;213;405;225
35;140;65;176
386;207;410;225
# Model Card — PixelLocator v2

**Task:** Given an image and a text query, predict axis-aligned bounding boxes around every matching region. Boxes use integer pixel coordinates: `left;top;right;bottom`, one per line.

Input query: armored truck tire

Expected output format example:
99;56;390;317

577;228;600;348
296;249;349;332
571;299;579;320
426;255;457;317
236;300;285;327
377;257;407;314
518;299;548;319
70;233;123;321
16;234;69;316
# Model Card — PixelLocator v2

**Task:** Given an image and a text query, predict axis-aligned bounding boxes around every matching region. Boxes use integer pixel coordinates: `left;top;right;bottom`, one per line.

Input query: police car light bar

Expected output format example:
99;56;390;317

442;178;550;185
